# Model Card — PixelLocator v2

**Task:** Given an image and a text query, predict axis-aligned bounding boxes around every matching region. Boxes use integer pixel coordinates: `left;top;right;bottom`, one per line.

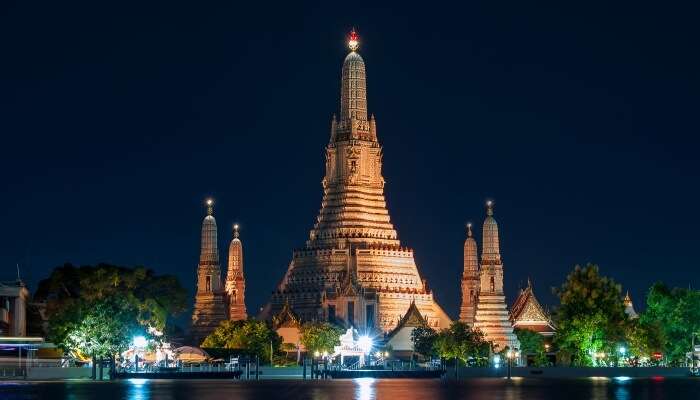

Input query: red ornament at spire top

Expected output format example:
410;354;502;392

348;28;359;51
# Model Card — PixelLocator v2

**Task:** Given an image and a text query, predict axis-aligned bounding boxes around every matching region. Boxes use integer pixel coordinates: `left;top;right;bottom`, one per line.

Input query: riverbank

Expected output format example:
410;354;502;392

447;366;691;379
1;366;695;381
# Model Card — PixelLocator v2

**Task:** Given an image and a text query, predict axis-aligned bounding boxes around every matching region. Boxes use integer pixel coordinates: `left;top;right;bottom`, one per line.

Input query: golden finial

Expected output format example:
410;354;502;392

233;223;240;239
486;200;494;216
348;28;359;52
206;198;214;216
467;222;473;237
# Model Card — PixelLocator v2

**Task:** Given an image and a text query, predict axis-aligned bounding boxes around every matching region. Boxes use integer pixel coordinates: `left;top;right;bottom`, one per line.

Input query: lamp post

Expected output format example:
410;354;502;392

506;350;513;379
618;346;627;367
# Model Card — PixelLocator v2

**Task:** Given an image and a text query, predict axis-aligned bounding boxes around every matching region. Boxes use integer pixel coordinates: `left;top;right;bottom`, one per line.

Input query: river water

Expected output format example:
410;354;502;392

1;377;699;400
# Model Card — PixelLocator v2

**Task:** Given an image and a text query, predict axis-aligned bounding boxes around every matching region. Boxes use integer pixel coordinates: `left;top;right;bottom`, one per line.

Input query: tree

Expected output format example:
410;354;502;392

63;297;141;359
552;264;628;366
299;321;343;354
514;328;548;366
642;282;700;364
411;326;438;358
433;322;490;366
202;319;282;363
626;317;664;363
35;263;187;359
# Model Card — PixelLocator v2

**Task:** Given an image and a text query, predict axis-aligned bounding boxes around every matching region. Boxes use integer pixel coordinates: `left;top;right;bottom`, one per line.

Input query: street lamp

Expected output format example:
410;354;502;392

618;346;627;367
506;350;514;379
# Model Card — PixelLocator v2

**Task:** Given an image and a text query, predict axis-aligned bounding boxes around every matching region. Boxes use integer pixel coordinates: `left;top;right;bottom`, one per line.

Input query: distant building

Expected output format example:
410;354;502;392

225;224;247;321
384;301;429;359
0;279;30;337
623;291;639;319
271;301;303;352
259;30;451;333
459;224;479;324
471;202;520;352
191;200;227;344
510;280;556;338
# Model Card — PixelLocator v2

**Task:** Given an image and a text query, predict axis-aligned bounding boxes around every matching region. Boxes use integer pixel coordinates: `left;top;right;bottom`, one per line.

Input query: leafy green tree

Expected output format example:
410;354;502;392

642;282;700;364
202;319;282;363
63;297;141;358
514;328;548;366
626;317;664;362
35;263;187;359
433;322;490;366
552;264;627;366
299;321;343;354
410;325;438;358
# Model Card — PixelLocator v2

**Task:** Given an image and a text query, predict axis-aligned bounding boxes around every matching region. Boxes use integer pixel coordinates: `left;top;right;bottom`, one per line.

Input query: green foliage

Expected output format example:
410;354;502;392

552;264;627;366
36;263;187;359
641;282;700;364
410;325;438;357
299;321;343;354
202;319;282;363
626;317;664;360
63;297;141;359
514;328;548;366
433;322;490;366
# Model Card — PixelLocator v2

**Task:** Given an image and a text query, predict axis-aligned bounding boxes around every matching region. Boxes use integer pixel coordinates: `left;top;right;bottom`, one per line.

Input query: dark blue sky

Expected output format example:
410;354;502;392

2;1;698;321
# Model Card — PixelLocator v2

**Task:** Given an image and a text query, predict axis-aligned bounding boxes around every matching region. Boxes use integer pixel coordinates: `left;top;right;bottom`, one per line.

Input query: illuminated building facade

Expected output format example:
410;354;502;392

225;224;247;321
262;30;451;333
191;200;228;343
470;202;521;351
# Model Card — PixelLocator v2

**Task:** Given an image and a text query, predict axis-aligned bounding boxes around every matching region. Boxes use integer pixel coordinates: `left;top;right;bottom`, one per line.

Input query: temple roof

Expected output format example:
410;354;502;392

510;280;555;332
386;300;427;340
272;300;301;329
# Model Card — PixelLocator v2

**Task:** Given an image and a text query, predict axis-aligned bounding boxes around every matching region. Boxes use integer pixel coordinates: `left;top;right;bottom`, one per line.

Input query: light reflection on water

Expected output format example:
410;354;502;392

127;378;149;400
0;377;698;400
353;378;375;400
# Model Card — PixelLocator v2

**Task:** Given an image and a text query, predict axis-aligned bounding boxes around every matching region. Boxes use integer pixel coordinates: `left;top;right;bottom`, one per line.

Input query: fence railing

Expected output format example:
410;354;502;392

0;367;25;378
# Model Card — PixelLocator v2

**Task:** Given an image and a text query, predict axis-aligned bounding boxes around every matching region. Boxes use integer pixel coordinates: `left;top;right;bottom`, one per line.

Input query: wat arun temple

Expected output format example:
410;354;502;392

190;31;562;352
259;30;451;333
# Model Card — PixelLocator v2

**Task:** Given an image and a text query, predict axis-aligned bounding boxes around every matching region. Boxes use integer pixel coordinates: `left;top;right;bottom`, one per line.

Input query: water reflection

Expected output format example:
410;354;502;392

353;378;376;400
126;378;150;400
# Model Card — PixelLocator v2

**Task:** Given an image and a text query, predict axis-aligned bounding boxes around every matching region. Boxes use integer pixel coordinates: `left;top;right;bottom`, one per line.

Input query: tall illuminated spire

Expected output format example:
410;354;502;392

200;198;219;265
226;223;247;321
191;198;226;344
340;28;368;124
481;200;501;265
460;222;480;324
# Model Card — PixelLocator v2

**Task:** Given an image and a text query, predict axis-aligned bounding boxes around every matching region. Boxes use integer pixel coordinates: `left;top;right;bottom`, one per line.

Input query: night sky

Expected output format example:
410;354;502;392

2;1;698;323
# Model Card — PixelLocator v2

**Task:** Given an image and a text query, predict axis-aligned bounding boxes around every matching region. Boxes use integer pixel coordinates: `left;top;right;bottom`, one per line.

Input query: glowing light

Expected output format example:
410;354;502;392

506;350;513;359
133;336;147;348
314;350;320;358
354;377;375;400
322;351;328;358
348;29;359;51
614;376;632;382
618;346;627;355
128;378;147;385
486;200;493;207
384;351;389;357
358;335;373;353
493;355;501;364
375;351;382;358
206;199;213;206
